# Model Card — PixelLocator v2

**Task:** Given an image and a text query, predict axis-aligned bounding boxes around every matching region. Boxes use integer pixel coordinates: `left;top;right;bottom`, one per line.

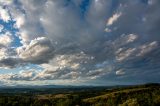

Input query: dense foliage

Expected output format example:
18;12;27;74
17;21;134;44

0;84;159;106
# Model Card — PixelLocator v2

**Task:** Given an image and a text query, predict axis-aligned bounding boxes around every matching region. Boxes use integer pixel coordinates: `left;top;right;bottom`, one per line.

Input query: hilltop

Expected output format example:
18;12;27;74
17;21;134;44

0;83;159;106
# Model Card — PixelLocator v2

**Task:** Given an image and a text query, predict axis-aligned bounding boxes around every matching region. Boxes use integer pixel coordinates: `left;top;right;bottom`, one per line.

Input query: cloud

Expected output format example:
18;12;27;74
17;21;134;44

13;15;25;29
17;37;54;64
0;69;37;81
116;69;125;75
116;48;136;62
0;24;4;32
86;68;108;79
33;52;93;80
137;41;158;56
0;57;22;69
0;47;16;59
0;0;13;5
0;53;111;81
0;0;160;85
0;48;6;59
113;34;138;48
106;12;122;26
0;6;11;22
0;36;54;68
0;32;13;46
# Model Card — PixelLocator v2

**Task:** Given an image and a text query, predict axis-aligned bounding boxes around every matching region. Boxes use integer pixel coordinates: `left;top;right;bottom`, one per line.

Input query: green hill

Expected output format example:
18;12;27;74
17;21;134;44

0;83;159;106
83;83;160;106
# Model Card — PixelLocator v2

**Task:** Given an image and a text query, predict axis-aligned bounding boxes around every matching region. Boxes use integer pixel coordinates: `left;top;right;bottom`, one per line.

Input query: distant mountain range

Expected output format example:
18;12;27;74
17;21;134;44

1;83;159;89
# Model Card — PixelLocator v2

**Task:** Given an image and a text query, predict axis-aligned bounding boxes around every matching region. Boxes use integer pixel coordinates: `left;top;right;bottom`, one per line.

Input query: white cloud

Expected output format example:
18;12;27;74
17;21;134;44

0;48;7;59
104;28;111;32
0;69;38;81
116;48;136;62
0;32;13;46
13;15;25;29
126;34;138;43
0;6;11;22
59;71;80;79
17;37;54;64
34;52;92;80
137;41;158;56
87;68;106;79
0;0;13;5
106;12;122;26
116;69;125;75
113;34;138;48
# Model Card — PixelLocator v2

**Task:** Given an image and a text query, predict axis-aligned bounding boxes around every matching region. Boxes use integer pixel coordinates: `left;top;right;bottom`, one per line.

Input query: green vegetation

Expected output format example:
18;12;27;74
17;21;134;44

83;84;160;106
0;83;159;106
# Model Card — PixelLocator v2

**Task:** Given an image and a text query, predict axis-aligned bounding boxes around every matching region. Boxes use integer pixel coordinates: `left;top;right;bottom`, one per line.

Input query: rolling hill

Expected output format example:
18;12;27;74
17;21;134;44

0;83;159;106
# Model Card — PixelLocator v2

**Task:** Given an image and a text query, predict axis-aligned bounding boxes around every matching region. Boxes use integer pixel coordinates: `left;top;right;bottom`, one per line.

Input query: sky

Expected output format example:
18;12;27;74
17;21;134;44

0;0;160;86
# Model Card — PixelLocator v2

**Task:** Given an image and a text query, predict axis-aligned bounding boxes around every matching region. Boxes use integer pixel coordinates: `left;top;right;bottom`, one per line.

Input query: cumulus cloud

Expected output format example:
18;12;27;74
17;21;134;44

0;36;54;68
0;69;38;81
0;48;7;59
0;32;13;46
17;37;54;64
13;15;25;29
34;52;93;80
0;0;160;85
0;6;11;22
